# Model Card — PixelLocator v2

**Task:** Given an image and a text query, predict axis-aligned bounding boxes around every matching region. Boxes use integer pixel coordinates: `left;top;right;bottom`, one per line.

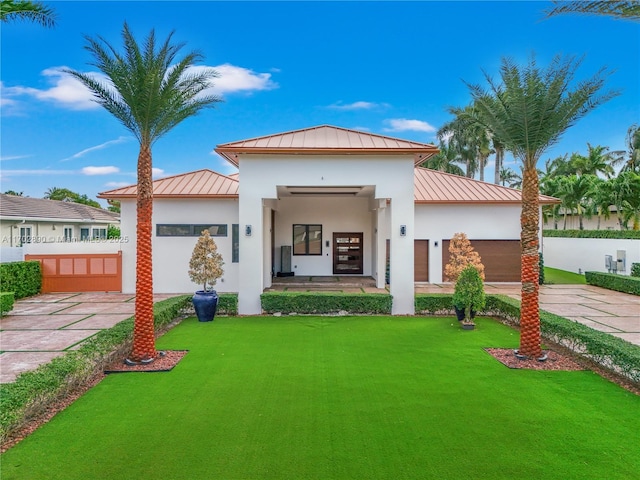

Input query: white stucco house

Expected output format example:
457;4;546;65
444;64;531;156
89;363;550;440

99;125;557;315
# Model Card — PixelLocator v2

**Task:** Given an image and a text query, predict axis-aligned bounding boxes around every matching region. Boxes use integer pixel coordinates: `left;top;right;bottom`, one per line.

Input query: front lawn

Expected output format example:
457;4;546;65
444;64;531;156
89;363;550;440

1;316;638;480
544;266;587;284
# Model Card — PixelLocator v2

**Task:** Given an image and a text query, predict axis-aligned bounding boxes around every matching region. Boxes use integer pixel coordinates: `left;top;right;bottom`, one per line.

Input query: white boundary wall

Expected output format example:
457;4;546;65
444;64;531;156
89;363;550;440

542;237;640;275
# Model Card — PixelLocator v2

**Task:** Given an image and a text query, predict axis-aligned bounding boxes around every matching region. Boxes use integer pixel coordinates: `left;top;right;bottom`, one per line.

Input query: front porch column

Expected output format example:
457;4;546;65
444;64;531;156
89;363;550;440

238;192;264;315
389;195;415;314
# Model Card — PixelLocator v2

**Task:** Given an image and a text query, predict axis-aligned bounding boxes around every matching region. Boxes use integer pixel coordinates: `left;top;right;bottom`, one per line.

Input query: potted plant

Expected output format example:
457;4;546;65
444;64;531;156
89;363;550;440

188;229;224;322
452;265;486;330
444;232;485;321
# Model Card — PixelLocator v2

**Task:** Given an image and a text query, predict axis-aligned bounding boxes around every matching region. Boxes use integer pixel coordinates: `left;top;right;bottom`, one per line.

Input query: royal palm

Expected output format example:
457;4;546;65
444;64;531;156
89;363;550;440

66;23;220;362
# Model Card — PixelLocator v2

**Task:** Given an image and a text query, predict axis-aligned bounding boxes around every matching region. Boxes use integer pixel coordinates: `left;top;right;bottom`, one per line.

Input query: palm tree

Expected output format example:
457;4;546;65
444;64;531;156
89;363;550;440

468;55;618;359
421;141;465;176
0;0;56;27
588;177;616;230
65;23;220;363
619;124;640;173
557;174;597;230
615;171;640;229
544;1;640;22
569;143;621;178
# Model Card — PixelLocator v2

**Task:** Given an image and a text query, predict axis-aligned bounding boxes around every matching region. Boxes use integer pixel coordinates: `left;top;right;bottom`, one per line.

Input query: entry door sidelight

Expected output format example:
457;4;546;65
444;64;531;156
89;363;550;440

333;233;363;274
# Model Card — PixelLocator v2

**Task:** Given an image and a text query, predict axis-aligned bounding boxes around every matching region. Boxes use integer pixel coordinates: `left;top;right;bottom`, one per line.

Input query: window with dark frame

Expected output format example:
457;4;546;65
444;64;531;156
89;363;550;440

156;224;228;237
293;224;322;255
232;224;239;263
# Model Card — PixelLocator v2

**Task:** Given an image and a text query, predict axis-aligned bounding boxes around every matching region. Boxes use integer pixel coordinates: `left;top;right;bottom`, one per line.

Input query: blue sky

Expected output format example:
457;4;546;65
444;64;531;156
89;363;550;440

1;1;638;205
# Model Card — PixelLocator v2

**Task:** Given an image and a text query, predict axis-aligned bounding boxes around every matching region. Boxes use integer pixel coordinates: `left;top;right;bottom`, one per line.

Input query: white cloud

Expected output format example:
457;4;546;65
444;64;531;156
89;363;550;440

104;181;131;188
60;136;131;162
82;166;120;175
383;119;437;133
327;101;388;111
1;169;76;176
0;154;32;162
152;168;166;178
196;63;278;95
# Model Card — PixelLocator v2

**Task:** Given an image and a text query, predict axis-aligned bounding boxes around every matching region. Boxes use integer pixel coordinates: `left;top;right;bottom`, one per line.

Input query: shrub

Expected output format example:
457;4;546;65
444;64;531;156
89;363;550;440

444;232;485;282
0;261;41;299
632;263;640;278
0;295;191;445
260;292;392;314
452;265;486;323
585;271;640;296
1;292;15;316
543;229;640;239
415;294;453;314
188;229;224;291
217;293;238;315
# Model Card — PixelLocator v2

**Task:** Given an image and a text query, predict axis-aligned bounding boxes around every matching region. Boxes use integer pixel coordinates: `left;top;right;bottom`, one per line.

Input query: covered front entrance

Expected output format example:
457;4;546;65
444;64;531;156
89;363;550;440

333;232;363;274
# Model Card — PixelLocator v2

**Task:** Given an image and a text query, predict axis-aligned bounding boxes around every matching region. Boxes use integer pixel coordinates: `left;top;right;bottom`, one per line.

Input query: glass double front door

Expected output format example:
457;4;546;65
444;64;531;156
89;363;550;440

333;232;363;274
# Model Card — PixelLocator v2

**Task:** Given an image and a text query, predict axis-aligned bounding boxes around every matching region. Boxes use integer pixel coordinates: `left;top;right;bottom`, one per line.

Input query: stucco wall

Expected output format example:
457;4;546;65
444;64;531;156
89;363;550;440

543;237;640;275
414;204;522;283
120;198;240;294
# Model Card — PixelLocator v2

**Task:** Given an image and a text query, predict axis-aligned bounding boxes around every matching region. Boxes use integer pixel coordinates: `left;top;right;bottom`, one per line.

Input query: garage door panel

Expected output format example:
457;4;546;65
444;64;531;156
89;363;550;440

442;240;520;282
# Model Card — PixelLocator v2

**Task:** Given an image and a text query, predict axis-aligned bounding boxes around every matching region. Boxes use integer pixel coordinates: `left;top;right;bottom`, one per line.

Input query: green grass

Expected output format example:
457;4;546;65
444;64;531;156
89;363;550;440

2;316;639;480
544;266;587;284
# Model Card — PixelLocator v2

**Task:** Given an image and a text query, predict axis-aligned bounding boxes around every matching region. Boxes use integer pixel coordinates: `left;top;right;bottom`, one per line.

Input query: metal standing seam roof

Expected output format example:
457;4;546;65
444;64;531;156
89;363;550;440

215;125;439;167
414;167;559;204
98;169;239;199
0;194;121;222
98;167;559;205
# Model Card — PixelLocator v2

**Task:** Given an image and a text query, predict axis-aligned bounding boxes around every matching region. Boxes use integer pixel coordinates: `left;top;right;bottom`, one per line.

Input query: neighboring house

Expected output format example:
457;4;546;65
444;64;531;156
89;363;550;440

0;194;120;247
99;125;557;315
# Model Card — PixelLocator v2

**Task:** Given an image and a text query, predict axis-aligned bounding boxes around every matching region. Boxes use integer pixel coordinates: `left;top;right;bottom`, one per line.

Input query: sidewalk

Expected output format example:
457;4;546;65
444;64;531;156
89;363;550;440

1;285;638;383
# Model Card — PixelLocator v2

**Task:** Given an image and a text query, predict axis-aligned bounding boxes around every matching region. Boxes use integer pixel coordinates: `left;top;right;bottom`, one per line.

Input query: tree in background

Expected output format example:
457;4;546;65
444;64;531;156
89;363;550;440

0;0;56;27
620;124;640;173
499;167;522;188
65;23;221;364
3;190;23;196
420;141;465;176
544;1;640;22
44;187;102;208
469;55;617;359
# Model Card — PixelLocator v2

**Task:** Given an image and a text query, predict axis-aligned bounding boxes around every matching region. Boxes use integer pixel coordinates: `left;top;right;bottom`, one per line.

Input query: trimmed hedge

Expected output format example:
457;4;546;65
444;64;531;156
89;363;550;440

632;263;640;278
543;229;640;239
0;295;192;445
1;292;15;316
484;295;640;384
585;271;640;296
260;292;392;314
217;293;238;315
415;294;453;314
0;261;41;299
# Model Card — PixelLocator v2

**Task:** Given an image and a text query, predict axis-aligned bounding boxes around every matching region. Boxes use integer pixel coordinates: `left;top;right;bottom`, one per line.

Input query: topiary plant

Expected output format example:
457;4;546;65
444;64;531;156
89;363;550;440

188;229;224;292
452;265;486;326
444;232;485;282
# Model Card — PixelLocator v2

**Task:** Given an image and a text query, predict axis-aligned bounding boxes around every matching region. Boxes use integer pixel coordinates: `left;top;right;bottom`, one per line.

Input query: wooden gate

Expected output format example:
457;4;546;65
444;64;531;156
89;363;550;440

25;252;122;293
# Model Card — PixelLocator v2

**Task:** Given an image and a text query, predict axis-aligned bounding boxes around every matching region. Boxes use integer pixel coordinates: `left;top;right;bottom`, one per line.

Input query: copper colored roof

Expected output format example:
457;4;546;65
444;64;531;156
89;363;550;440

98;169;239;199
215;125;439;167
413;167;559;204
0;193;120;222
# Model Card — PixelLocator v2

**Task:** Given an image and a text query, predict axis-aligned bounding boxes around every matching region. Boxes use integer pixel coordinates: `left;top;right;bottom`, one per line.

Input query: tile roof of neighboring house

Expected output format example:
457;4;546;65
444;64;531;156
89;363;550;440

414;167;559;204
98;169;239;199
0;194;120;222
98;167;558;205
215;125;439;167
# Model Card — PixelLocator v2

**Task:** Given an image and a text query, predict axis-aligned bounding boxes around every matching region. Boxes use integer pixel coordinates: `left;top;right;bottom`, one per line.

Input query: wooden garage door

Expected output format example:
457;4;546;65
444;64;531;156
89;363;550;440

442;240;521;282
25;252;122;292
414;240;429;282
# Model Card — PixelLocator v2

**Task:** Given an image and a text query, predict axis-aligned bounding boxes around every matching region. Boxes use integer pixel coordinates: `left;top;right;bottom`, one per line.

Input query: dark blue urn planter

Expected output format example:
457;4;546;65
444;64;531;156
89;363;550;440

192;290;219;322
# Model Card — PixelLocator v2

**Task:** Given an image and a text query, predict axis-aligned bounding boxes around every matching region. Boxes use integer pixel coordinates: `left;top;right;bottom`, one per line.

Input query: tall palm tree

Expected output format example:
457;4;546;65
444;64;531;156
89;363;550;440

588;176;616;230
499;166;522;188
438;108;480;178
544;1;640;22
468;55;618;359
0;0;56;27
569;143;621;178
615;171;640;230
557;174;597;230
66;23;220;363
421;141;465;176
619;124;640;173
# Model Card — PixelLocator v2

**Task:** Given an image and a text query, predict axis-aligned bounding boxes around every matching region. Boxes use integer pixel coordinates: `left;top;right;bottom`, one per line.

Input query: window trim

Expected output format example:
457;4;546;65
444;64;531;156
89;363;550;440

156;224;228;237
292;224;322;256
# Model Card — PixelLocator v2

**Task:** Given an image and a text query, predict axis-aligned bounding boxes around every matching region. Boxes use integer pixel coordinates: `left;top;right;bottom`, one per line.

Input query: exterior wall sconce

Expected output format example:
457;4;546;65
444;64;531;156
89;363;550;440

400;225;406;236
245;225;252;236
434;241;438;247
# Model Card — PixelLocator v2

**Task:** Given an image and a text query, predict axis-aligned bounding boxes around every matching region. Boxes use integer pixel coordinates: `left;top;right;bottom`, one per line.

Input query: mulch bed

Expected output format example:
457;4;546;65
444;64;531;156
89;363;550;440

485;348;585;371
104;350;188;374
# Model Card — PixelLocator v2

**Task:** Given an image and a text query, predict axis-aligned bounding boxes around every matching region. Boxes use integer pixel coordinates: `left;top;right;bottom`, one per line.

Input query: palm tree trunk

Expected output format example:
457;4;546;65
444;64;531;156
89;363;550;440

130;143;156;362
494;147;503;184
518;165;542;359
479;155;485;182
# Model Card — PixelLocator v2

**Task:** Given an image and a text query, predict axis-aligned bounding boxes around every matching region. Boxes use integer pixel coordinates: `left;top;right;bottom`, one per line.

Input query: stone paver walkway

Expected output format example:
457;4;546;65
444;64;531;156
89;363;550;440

1;285;638;383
